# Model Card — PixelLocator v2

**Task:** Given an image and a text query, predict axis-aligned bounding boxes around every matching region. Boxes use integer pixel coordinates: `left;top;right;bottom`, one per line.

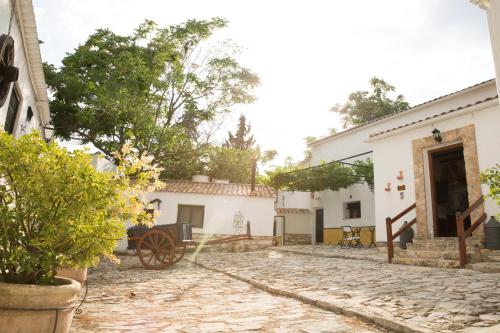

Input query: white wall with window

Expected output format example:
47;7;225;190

146;192;275;237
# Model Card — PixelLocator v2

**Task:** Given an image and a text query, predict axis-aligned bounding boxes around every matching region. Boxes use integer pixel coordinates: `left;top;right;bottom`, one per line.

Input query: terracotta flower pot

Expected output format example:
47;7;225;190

57;267;88;285
0;277;80;333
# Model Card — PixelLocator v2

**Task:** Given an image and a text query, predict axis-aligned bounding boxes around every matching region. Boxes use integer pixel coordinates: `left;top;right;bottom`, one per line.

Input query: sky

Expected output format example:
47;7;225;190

33;0;494;164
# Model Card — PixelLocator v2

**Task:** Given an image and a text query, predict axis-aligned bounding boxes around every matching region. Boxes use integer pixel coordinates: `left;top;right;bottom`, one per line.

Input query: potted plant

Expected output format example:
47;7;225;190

0;132;160;333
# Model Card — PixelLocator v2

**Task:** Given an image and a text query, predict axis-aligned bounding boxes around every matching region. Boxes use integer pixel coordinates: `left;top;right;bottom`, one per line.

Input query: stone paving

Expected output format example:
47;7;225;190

273;245;386;263
71;255;385;333
195;249;500;333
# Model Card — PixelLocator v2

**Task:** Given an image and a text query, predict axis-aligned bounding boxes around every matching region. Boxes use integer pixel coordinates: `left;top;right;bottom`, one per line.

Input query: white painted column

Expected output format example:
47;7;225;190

472;0;500;97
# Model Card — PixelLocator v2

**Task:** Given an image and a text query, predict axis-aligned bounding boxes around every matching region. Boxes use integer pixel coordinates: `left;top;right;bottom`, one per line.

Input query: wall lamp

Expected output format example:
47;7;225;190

432;128;442;143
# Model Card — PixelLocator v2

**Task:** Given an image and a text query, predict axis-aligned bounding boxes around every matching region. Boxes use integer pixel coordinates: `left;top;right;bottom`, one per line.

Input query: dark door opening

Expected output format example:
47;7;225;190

429;144;470;237
315;209;324;243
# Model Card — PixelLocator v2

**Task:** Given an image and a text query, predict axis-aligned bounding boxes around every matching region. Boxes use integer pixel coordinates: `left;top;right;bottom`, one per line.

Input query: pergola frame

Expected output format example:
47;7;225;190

273;151;374;192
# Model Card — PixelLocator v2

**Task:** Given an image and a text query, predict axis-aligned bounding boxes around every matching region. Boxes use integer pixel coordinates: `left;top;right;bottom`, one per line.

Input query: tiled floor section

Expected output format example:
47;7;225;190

72;256;385;333
196;250;500;333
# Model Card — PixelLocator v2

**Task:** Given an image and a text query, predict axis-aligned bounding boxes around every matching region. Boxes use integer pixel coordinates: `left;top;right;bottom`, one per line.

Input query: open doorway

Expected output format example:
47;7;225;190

428;144;470;237
315;209;324;243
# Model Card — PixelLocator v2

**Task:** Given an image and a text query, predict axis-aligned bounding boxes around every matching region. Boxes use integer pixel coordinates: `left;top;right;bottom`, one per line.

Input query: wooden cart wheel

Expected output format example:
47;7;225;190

172;244;187;265
137;230;175;270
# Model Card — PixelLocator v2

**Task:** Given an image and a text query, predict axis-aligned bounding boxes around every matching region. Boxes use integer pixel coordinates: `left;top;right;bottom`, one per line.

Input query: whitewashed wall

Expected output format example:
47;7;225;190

276;191;311;209
283;213;313;234
150;192;275;236
321;184;375;228
0;0;45;137
372;101;500;242
310;80;496;165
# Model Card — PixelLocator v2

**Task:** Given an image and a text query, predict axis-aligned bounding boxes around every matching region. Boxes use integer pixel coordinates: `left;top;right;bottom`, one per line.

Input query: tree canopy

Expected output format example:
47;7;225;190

331;77;409;128
44;18;259;179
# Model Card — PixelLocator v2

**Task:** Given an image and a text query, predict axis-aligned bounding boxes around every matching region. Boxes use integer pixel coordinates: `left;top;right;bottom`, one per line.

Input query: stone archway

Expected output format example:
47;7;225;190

412;124;484;240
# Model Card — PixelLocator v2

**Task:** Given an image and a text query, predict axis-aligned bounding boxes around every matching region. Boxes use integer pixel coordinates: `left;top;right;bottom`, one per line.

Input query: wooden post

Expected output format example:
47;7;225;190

246;221;251;237
386;217;394;263
456;213;467;268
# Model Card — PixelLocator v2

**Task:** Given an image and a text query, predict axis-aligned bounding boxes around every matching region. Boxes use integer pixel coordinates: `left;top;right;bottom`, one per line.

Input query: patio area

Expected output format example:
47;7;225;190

71;255;384;333
194;248;500;333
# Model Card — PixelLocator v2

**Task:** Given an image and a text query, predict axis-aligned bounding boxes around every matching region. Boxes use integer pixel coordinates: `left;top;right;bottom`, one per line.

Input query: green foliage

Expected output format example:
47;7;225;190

206;147;255;183
481;164;500;218
204;145;276;183
0;133;161;285
44;18;259;179
273;159;373;192
331;77;409;128
224;115;255;150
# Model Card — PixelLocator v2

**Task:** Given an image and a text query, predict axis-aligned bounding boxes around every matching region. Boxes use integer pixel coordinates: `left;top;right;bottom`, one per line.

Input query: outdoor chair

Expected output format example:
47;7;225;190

340;226;361;248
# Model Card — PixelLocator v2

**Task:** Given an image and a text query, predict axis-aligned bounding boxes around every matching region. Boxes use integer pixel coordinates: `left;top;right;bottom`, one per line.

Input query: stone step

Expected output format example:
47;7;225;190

468;262;500;273
406;242;475;251
413;237;482;246
481;249;500;262
392;257;461;269
394;248;463;260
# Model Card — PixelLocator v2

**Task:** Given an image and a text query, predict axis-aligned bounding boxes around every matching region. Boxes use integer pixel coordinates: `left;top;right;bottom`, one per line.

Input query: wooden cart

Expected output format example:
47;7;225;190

128;222;252;270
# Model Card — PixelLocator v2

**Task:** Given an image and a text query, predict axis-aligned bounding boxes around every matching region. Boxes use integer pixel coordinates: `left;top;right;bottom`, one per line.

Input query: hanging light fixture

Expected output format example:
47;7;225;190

43;125;55;143
432;128;442;143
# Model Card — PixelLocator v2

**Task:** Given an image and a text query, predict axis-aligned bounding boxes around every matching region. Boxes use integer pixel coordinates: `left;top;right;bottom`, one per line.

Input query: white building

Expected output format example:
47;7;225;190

275;191;314;245
116;176;276;252
278;0;500;267
0;0;50;139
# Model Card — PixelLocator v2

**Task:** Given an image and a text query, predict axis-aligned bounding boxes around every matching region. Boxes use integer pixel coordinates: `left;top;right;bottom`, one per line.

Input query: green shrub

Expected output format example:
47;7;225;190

0;132;159;285
481;164;500;219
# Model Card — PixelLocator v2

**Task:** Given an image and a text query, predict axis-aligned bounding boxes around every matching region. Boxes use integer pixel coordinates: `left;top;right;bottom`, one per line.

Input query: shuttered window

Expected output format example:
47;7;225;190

4;88;19;134
177;205;204;228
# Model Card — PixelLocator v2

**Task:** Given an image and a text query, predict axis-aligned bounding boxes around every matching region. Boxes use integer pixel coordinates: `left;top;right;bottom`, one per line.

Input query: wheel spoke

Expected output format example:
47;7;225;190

146;251;155;265
143;237;154;249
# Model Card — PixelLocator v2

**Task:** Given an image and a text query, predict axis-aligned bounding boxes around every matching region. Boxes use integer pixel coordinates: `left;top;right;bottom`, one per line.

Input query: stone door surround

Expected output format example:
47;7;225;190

412;124;484;240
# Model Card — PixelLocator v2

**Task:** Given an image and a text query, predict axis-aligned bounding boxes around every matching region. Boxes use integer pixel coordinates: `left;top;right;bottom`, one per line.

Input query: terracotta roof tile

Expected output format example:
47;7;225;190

275;208;312;214
369;95;498;138
310;79;496;146
160;180;275;198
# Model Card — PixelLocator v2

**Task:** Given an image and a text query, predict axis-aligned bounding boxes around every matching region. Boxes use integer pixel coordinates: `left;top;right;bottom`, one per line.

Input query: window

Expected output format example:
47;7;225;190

344;201;361;219
4;88;19;134
177;205;204;228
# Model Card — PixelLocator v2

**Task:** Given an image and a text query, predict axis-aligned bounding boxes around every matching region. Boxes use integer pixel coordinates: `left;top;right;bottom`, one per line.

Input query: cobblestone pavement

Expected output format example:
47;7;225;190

71;255;385;333
273;245;385;263
196;250;500;333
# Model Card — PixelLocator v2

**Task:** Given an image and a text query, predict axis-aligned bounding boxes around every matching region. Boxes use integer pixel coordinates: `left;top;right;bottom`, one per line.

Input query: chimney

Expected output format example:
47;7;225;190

250;159;257;193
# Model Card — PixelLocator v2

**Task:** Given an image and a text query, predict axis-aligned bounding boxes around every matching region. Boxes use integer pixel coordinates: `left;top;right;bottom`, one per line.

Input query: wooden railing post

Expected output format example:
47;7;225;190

456;213;467;268
386;217;394;263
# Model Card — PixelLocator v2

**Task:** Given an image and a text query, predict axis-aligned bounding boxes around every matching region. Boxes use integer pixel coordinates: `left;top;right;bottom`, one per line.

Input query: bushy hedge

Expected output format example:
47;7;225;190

0;132;159;285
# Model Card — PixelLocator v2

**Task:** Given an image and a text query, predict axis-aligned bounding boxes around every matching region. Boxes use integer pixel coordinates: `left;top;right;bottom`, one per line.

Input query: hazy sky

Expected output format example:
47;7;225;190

33;0;494;164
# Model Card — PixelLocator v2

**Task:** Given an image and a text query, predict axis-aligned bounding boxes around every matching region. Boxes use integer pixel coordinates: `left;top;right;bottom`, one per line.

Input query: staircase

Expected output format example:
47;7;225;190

392;237;482;269
386;197;500;271
392;238;500;271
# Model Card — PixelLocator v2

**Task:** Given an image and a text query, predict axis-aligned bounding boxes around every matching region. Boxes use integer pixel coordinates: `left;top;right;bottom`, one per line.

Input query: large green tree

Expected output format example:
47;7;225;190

44;18;259;179
331;77;409;128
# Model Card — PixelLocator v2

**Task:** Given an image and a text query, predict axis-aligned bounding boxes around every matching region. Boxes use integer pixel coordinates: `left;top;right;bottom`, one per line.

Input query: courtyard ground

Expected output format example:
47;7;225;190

71;255;384;333
195;246;500;333
72;246;500;333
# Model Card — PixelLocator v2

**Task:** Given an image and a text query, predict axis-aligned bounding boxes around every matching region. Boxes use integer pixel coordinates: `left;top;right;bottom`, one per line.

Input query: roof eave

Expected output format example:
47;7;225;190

309;79;496;147
366;97;498;143
15;0;50;127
